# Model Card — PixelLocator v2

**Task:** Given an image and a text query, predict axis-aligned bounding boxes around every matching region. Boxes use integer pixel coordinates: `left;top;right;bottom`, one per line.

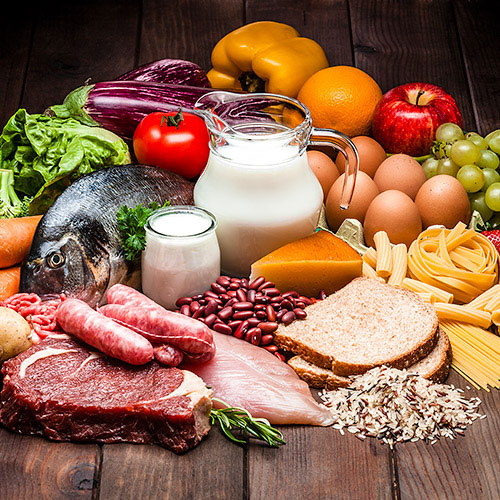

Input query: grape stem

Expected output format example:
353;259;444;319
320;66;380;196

386;153;433;163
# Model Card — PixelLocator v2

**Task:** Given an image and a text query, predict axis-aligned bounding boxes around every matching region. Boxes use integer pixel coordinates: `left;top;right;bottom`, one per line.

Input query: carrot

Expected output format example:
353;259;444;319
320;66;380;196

0;215;42;268
0;265;21;301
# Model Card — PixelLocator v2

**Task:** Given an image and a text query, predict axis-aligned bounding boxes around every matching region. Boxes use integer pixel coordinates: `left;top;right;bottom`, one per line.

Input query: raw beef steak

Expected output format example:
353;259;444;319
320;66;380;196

0;336;212;453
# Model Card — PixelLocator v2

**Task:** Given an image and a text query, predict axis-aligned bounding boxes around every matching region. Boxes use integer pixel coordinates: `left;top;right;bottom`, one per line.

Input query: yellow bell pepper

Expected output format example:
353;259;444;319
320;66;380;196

207;21;329;98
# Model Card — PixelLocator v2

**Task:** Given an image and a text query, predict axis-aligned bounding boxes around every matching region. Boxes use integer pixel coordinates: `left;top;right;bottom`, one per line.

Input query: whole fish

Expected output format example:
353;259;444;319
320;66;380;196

20;164;194;307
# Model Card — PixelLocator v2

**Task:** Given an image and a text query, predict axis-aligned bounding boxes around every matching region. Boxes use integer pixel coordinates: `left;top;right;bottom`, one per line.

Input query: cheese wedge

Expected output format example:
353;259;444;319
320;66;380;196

249;230;362;298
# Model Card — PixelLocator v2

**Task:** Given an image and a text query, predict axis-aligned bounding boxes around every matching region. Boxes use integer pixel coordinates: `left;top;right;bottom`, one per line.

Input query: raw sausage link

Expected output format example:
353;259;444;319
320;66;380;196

106;284;162;310
154;344;184;367
56;299;154;365
98;303;215;358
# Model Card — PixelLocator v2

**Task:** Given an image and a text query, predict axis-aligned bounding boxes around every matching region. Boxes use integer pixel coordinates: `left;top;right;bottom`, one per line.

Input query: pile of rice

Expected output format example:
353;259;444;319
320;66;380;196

320;365;485;447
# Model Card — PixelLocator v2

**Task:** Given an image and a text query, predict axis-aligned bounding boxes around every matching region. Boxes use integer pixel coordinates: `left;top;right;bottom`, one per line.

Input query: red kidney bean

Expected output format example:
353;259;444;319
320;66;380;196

246;289;256;303
192;293;204;301
234;320;249;339
274;352;285;362
180;304;191;316
204;314;218;327
318;290;327;300
257;280;275;291
298;296;312;305
189;301;200;313
249;327;262;345
249;276;266;290
280;299;293;310
263;344;278;353
254;304;266;311
294;301;306;309
228;282;240;291
227;290;238;298
233;301;253;311
211;282;226;294
228;319;242;331
216;276;231;287
260;334;274;345
270;296;283;304
204;290;219;299
226;297;238;307
235;289;247;302
240;278;249;289
262;287;280;297
282;291;299;299
294;308;307;319
281;310;296;325
175;296;192;307
247;317;261;327
213;322;232;335
219;293;231;303
192;306;205;319
204;300;219;316
258;321;278;334
255;310;267;320
276;309;286;322
232;310;254;321
266;305;276;322
218;306;233;321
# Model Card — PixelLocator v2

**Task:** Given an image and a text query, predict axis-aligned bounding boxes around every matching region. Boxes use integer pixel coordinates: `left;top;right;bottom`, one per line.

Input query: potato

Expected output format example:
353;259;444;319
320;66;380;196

0;307;32;363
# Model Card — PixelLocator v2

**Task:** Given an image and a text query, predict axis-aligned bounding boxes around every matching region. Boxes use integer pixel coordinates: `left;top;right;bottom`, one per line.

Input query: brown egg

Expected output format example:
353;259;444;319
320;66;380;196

326;171;379;231
307;150;340;201
373;154;427;200
336;136;387;178
364;190;422;248
415;175;471;229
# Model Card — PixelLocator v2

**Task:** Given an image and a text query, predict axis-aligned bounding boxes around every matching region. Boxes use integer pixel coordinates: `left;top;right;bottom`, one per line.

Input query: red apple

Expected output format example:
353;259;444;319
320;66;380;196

371;83;462;157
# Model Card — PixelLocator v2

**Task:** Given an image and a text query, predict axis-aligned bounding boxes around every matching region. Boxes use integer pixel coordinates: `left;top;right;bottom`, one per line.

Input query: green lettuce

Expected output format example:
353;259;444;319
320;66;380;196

0;109;131;214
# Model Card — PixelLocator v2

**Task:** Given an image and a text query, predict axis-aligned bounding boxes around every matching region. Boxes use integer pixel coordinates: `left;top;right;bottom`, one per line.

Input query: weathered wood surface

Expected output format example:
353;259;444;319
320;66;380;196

0;1;498;498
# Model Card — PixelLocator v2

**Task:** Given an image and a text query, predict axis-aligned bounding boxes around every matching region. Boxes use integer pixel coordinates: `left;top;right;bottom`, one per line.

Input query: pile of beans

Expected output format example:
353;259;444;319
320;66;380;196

175;276;318;361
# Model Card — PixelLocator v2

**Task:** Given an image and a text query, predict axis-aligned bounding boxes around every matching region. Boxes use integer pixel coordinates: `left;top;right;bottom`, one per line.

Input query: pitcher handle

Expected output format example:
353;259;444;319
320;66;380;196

310;127;359;209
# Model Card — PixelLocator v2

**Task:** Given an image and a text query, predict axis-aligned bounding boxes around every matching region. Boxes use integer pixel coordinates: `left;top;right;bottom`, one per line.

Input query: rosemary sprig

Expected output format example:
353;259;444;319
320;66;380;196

210;398;286;448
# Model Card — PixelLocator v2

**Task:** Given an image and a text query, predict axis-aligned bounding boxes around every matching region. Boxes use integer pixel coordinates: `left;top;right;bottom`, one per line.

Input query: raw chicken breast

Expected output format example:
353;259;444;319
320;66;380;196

183;331;333;426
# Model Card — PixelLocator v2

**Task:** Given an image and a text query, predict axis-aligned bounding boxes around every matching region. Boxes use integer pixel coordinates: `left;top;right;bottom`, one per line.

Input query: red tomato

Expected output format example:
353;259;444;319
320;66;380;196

133;110;210;179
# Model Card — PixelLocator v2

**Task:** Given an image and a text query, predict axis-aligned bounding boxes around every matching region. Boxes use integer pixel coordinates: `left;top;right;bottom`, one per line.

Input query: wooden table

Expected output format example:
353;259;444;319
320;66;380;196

1;1;499;498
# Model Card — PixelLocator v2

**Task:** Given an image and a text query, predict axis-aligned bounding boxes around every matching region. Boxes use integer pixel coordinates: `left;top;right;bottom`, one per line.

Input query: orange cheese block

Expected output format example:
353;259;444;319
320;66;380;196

249;230;362;298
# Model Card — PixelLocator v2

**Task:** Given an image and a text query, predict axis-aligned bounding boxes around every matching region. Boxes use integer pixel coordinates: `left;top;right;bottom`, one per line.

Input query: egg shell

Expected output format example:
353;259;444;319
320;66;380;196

415;175;471;229
336;136;387;178
307;150;340;201
326;171;379;231
363;190;422;248
373;153;427;200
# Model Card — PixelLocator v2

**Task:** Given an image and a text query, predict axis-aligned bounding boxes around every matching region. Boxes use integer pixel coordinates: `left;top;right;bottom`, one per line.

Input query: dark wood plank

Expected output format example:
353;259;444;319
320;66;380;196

245;0;353;67
0;429;99;498
349;0;476;132
396;371;500;499
454;0;500;135
0;7;33;127
21;0;140;114
248;425;393;499
98;430;244;499
139;0;244;71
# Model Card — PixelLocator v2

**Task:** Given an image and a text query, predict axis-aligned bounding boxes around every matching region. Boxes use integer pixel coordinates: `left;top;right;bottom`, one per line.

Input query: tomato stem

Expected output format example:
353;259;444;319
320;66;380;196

161;108;184;129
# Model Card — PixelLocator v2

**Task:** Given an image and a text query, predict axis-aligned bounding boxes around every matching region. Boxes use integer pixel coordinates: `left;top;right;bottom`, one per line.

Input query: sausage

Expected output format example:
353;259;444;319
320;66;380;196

56;299;154;365
98;303;215;358
106;284;161;310
154;344;184;367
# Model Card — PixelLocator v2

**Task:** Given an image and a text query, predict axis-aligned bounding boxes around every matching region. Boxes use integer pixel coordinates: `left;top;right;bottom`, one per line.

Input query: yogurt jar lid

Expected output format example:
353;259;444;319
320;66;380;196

145;205;218;239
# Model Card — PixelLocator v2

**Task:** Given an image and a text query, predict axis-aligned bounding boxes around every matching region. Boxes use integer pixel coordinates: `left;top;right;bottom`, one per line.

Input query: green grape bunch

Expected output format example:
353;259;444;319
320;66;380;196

423;123;500;224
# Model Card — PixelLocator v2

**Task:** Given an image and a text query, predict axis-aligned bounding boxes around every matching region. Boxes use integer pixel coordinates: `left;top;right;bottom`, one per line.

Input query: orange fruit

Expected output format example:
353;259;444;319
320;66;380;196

297;66;383;137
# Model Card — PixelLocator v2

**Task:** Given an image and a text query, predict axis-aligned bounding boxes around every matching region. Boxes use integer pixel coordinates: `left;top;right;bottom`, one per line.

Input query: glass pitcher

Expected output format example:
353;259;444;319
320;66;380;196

193;91;359;277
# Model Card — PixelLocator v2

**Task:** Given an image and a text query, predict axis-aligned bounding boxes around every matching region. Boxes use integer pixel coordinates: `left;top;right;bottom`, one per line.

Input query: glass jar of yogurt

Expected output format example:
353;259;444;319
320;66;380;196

141;205;220;310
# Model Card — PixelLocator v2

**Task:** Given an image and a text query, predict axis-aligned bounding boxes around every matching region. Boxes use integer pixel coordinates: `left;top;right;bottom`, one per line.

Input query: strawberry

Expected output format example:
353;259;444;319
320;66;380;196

481;230;500;254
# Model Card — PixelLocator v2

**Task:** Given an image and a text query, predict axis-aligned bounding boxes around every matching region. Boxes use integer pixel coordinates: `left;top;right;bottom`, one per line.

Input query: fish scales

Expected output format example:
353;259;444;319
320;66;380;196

20;164;194;307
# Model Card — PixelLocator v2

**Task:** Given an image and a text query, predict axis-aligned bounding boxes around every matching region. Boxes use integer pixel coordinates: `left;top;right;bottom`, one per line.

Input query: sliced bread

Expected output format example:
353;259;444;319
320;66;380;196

288;328;452;388
275;277;439;377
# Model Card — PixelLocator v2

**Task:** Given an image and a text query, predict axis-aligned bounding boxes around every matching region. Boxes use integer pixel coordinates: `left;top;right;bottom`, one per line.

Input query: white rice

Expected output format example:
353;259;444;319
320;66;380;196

319;365;484;447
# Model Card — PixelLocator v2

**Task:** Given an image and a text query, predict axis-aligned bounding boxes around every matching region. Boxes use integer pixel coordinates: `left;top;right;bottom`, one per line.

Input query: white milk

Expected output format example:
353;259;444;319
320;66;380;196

194;143;323;277
141;207;220;310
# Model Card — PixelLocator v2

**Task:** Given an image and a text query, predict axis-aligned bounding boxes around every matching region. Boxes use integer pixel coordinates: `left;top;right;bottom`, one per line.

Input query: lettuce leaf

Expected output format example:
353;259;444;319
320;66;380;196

0;109;131;214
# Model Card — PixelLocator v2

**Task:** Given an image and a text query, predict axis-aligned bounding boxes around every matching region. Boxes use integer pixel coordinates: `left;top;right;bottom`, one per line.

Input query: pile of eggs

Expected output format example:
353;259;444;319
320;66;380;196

308;136;471;248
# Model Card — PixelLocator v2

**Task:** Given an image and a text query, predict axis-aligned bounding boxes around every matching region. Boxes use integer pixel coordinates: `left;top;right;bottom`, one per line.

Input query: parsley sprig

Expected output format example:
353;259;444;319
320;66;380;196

210;398;286;448
116;200;170;262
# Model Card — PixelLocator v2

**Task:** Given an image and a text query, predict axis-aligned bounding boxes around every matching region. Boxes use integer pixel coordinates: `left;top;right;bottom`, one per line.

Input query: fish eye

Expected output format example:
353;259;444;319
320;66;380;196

46;251;65;268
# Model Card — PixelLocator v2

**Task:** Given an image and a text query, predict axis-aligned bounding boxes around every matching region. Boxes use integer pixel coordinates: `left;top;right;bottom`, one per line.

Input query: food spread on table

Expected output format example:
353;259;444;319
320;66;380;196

0;20;498;454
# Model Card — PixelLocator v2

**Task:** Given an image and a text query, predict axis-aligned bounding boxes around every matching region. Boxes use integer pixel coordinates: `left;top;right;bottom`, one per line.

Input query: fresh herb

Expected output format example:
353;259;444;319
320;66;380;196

0;169;32;218
210;398;286;448
116;200;170;262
